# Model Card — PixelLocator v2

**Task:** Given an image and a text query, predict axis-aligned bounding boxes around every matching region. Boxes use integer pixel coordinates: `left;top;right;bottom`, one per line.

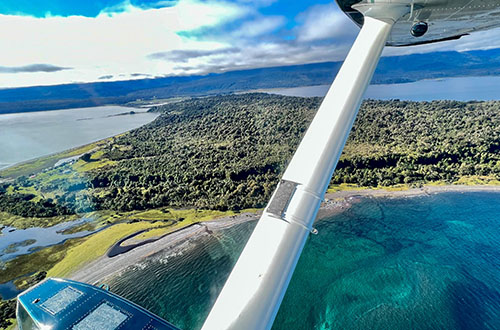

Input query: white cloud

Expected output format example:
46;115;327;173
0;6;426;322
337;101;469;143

232;16;285;38
234;0;278;7
296;3;358;42
168;41;352;76
0;0;248;88
3;0;500;89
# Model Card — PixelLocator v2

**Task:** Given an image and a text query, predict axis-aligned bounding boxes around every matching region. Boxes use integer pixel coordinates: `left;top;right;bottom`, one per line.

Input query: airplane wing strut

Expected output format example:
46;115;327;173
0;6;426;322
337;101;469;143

202;4;409;330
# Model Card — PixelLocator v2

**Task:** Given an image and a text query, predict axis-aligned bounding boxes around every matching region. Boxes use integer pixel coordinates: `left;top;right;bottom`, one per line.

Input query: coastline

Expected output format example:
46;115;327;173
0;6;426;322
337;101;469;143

69;184;500;285
325;184;500;199
0;107;159;179
70;212;260;284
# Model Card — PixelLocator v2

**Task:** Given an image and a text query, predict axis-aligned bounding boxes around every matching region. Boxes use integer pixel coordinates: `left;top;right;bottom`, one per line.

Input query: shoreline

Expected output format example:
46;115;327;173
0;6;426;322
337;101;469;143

69;184;500;285
70;212;260;284
325;184;500;200
0;104;141;117
0;108;159;178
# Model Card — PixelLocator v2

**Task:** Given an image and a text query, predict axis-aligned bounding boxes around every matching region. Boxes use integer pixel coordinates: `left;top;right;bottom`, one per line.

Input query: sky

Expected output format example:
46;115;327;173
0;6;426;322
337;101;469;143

1;0;500;88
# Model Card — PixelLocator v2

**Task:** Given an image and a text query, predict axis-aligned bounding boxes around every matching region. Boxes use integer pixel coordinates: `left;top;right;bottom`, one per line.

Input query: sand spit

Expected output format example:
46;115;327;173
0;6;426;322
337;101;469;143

70;213;259;284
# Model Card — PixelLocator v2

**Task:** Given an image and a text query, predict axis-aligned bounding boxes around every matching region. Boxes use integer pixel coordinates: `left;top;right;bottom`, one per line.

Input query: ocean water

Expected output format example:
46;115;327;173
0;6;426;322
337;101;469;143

108;192;500;329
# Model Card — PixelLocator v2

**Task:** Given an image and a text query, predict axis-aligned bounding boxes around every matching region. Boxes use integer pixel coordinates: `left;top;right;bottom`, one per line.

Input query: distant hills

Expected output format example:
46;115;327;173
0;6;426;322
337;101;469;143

2;48;500;114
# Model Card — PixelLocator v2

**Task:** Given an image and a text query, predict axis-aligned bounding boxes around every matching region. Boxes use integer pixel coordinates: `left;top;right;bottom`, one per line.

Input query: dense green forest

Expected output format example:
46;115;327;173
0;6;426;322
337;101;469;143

2;94;500;217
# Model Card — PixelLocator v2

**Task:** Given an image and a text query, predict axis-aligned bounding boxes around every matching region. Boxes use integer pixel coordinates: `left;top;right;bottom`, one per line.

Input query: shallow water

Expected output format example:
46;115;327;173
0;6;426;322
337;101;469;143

0;105;158;170
0;280;22;300
107;222;256;329
108;192;500;329
0;217;97;261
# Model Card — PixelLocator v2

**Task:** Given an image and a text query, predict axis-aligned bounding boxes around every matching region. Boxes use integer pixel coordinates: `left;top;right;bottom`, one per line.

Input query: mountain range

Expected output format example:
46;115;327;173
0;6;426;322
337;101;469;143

2;48;500;114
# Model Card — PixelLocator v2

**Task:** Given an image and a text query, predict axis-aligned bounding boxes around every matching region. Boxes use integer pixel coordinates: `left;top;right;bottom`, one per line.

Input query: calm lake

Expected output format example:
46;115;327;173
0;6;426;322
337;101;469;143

264;76;500;101
0;106;158;170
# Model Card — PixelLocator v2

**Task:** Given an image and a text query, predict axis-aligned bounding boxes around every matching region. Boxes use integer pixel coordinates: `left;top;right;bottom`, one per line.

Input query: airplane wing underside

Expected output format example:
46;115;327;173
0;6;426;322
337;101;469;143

337;0;500;46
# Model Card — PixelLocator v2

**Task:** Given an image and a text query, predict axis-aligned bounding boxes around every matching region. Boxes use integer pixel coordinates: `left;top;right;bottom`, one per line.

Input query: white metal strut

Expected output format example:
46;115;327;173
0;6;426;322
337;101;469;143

202;5;408;330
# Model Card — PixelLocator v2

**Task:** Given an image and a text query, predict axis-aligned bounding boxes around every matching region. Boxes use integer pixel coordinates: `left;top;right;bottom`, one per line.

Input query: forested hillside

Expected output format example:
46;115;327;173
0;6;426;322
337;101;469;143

333;99;500;186
86;94;319;211
2;94;500;217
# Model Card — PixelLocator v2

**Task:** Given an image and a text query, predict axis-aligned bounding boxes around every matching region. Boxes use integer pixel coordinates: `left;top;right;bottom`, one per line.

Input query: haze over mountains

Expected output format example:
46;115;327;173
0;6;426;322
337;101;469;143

2;48;500;114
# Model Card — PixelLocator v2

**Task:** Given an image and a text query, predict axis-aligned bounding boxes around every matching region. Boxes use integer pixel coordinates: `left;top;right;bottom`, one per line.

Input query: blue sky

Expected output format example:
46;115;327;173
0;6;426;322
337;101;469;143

0;0;498;88
0;0;170;17
0;0;331;20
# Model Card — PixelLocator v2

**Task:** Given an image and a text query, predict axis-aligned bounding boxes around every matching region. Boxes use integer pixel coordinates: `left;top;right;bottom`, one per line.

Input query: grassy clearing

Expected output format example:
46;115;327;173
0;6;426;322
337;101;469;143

327;183;371;193
327;183;411;193
46;221;165;278
379;184;411;191
328;178;500;194
131;208;249;222
134;208;259;240
72;159;117;172
90;150;105;160
0;212;79;230
4;319;16;330
453;176;500;186
87;210;128;227
0;238;83;284
14;186;41;197
0;158;56;180
5;185;46;202
0;209;113;232
1;205;259;236
134;226;173;240
32;171;74;184
424;181;449;186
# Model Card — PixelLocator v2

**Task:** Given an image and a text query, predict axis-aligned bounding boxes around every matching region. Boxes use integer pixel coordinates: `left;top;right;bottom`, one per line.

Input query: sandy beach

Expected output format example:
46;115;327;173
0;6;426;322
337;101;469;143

70;213;260;284
70;184;500;285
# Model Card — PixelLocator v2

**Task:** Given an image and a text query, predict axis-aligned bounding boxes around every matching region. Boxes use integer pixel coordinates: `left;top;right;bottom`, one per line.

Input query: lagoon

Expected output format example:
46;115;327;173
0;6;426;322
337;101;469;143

0;106;158;170
0;217;99;262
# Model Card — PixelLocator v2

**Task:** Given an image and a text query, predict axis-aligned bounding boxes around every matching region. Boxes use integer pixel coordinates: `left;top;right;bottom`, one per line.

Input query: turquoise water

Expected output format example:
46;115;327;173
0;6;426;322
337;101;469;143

108;192;500;329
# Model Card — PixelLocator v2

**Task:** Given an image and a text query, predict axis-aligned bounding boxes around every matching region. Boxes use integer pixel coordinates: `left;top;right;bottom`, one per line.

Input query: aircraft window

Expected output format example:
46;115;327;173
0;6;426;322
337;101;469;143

72;302;128;330
41;286;83;315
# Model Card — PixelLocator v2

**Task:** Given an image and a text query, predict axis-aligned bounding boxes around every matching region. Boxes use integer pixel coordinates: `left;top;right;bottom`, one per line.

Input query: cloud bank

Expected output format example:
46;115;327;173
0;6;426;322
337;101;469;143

0;64;71;73
1;0;500;88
